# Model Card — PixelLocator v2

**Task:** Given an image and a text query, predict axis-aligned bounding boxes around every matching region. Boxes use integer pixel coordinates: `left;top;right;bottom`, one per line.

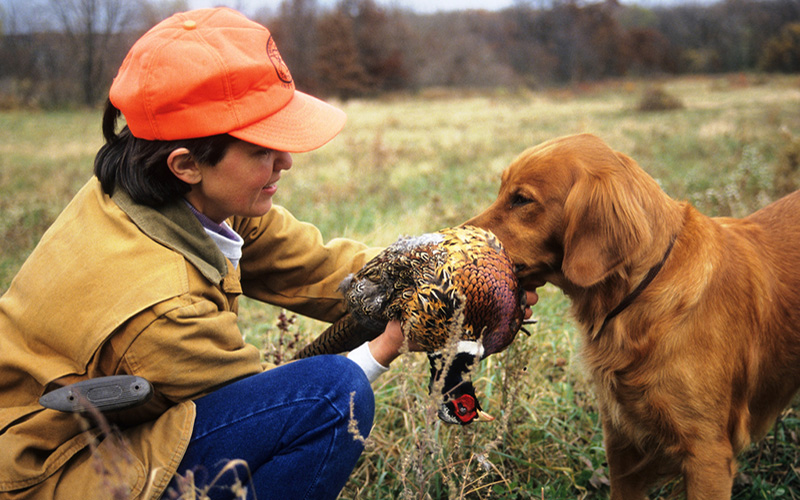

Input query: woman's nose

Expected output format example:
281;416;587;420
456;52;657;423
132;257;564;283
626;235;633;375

275;151;292;171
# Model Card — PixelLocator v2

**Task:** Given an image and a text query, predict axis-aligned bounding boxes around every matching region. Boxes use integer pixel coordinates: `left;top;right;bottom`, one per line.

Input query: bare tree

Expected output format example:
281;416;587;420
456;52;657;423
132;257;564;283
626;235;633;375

138;0;190;30
270;0;321;94
49;0;133;105
345;0;410;92
316;9;370;99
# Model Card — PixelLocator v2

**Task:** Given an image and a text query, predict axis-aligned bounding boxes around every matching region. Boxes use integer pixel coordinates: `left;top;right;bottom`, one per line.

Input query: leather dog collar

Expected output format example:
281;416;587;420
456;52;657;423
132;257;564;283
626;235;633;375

596;236;676;338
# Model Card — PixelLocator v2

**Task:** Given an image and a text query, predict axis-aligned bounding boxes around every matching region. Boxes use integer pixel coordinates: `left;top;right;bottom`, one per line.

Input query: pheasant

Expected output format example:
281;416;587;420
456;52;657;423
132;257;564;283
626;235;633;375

294;225;527;425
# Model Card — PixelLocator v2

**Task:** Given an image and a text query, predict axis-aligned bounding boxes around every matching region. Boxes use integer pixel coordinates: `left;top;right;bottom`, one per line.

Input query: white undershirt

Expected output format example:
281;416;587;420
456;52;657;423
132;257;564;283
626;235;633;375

347;342;389;383
203;224;243;269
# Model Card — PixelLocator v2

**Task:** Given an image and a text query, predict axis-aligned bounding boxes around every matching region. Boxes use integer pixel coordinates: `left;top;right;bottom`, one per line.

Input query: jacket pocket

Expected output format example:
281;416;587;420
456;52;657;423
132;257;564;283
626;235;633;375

54;434;146;500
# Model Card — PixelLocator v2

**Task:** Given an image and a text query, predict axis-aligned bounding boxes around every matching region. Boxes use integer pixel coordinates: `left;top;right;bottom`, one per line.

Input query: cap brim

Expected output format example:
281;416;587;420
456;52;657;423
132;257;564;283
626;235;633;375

229;91;346;153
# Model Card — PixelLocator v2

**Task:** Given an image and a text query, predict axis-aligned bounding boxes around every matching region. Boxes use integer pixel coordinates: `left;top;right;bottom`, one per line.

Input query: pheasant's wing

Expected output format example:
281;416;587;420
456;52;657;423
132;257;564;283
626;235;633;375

293;313;385;359
344;233;444;323
294;233;443;359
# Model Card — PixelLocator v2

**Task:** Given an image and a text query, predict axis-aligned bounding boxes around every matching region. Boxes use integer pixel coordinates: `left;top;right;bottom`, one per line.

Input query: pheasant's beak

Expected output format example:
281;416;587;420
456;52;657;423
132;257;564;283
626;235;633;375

476;409;495;422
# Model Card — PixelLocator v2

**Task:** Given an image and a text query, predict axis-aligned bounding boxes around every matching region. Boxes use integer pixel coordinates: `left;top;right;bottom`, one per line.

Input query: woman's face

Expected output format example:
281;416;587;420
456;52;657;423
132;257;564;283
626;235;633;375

185;140;293;223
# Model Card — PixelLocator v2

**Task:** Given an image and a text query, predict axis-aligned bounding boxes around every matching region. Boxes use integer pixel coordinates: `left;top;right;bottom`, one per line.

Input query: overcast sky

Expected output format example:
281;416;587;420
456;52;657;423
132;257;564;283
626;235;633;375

0;0;710;19
0;0;710;24
186;0;698;15
187;0;513;14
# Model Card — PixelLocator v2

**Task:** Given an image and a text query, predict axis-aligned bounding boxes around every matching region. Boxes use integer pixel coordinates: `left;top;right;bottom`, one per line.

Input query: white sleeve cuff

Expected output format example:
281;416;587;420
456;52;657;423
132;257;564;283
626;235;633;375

347;341;389;383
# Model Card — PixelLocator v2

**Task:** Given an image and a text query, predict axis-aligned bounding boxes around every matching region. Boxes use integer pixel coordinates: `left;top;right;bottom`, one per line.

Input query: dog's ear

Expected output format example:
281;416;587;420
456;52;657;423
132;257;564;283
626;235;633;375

561;153;654;288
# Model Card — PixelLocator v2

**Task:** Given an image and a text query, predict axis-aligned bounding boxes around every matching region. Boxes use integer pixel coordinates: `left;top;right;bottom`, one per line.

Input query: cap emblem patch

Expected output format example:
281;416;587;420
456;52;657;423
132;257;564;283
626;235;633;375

267;36;293;85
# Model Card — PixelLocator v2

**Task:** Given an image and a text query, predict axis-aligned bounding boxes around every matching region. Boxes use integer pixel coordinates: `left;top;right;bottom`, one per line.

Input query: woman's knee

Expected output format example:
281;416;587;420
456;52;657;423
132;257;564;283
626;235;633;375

325;355;375;434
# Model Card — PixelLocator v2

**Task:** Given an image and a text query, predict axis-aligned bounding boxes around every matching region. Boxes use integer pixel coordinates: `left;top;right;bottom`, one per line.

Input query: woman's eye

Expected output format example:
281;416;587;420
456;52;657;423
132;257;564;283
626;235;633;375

254;148;273;158
510;194;533;208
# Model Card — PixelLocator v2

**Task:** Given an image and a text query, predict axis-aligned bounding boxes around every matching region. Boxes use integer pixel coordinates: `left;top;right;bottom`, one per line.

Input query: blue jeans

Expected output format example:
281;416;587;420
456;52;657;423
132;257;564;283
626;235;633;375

164;355;374;500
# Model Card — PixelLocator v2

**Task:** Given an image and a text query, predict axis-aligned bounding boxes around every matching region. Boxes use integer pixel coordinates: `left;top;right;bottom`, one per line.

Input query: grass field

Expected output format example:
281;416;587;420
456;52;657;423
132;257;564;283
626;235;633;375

2;74;800;499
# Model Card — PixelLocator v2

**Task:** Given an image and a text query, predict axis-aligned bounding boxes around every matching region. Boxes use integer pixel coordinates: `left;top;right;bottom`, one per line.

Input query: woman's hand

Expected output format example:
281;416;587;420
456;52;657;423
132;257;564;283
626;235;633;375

524;289;539;319
368;320;421;367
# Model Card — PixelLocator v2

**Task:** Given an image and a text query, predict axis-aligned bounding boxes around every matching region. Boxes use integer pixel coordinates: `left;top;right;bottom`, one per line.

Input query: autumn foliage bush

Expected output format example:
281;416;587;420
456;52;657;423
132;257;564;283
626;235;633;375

759;22;800;73
636;86;684;112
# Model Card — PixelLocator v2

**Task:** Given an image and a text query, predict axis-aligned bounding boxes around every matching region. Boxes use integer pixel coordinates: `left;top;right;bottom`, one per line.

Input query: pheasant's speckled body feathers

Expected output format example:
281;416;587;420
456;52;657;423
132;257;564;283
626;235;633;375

365;227;524;356
296;225;524;360
342;232;448;335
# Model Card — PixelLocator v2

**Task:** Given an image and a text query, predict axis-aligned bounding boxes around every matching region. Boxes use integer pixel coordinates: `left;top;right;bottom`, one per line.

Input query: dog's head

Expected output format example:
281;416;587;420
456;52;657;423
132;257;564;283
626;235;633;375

466;134;680;291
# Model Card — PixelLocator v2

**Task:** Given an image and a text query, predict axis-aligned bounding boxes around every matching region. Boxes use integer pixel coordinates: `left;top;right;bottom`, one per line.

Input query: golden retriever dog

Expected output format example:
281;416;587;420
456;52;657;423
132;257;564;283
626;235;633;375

466;134;800;499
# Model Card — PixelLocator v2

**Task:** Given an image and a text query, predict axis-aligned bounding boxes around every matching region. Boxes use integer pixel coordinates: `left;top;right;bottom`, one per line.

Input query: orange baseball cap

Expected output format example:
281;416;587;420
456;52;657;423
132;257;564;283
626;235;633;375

109;7;345;153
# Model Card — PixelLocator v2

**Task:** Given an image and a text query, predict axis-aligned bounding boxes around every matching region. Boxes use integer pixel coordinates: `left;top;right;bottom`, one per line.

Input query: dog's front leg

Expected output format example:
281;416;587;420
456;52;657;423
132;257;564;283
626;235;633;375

683;439;736;500
603;422;657;500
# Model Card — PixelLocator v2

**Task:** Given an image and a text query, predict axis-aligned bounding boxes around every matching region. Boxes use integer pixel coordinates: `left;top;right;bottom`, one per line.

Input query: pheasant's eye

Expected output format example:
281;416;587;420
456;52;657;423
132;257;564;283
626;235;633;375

450;394;477;423
510;193;533;208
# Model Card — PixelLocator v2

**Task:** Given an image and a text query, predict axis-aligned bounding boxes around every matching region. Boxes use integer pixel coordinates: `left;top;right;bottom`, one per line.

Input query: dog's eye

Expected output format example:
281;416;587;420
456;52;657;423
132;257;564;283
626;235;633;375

510;194;534;208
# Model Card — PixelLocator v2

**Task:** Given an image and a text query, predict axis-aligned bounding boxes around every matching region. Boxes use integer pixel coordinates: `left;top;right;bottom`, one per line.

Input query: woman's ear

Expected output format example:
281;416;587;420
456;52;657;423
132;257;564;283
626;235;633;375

167;148;201;185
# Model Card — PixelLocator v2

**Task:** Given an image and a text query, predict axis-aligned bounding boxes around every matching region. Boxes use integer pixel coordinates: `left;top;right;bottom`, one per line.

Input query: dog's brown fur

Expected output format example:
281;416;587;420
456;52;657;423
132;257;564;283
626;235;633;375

466;134;800;499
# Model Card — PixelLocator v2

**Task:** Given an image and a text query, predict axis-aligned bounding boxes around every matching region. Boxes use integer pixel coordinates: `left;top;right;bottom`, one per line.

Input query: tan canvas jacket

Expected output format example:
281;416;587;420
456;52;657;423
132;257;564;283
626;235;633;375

0;178;377;499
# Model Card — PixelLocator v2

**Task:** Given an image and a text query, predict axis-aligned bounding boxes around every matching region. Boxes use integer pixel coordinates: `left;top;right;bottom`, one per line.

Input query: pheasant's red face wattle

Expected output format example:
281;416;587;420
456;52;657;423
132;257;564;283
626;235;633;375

452;394;478;423
448;394;495;424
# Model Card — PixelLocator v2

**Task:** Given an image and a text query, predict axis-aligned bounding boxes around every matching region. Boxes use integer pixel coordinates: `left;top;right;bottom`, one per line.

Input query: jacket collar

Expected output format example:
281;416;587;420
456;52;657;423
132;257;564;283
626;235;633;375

112;188;229;285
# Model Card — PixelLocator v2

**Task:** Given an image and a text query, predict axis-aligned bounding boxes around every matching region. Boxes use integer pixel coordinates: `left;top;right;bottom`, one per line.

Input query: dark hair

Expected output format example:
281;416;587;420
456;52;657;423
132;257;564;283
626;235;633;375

94;99;239;206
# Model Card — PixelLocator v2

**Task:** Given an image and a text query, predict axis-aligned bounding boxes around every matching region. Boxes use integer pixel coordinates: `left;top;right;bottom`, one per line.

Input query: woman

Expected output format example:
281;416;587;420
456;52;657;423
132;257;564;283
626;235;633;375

0;8;408;499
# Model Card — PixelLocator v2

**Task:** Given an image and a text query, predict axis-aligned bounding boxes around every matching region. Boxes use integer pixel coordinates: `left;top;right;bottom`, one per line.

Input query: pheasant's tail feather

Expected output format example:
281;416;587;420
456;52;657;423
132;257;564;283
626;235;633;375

293;314;385;359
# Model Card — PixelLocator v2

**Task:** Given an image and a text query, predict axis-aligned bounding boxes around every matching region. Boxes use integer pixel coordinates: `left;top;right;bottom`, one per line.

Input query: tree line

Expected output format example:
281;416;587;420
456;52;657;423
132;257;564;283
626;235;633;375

1;0;799;108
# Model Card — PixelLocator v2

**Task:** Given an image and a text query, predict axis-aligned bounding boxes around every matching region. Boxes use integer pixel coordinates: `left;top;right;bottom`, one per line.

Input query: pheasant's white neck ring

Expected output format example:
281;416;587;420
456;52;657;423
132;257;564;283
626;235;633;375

455;340;484;358
430;340;484;359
